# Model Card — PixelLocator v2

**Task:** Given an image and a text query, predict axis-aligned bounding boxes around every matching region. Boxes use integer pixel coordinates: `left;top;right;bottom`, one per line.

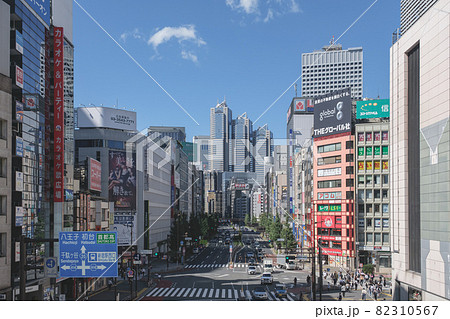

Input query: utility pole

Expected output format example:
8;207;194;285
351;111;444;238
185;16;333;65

319;244;323;301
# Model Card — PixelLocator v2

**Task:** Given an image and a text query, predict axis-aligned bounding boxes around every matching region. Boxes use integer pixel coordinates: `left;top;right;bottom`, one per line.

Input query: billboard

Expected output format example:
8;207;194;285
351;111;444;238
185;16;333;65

77;107;137;131
16;31;23;54
356;99;390;119
16;101;23;122
113;213;136;246
24;0;50;26
313;88;351;138
16;137;23;157
53;27;64;202
88;157;102;192
108;150;136;211
15;65;23;88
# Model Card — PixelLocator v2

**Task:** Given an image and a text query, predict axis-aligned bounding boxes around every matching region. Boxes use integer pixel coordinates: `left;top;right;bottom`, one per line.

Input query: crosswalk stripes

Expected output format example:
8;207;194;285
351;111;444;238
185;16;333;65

170;288;180;297
189;288;197;298
176;288;185;297
182;288;191;298
145;286;299;301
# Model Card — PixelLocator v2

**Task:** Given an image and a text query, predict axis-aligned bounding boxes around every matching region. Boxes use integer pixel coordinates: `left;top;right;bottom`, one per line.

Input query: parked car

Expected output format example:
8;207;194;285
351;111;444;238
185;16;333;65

275;284;287;298
247;265;257;275
247;252;254;258
261;272;273;284
252;286;268;300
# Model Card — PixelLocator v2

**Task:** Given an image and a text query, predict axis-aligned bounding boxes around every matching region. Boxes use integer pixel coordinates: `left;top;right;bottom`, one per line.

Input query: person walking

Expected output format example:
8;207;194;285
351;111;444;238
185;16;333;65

294;277;297;286
341;284;346;297
338;292;342;301
361;288;367;300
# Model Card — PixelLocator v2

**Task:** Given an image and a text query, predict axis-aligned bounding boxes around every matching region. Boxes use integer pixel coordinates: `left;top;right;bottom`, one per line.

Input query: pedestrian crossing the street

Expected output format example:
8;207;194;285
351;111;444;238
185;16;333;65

183;263;261;269
145;286;297;301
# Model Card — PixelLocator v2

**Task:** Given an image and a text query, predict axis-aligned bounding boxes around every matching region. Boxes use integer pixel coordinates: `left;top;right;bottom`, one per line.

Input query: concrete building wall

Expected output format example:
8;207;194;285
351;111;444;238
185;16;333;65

391;0;450;301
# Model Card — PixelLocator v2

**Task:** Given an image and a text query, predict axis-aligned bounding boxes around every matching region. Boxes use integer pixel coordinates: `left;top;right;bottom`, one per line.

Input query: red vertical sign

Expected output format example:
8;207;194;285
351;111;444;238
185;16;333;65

53;27;64;202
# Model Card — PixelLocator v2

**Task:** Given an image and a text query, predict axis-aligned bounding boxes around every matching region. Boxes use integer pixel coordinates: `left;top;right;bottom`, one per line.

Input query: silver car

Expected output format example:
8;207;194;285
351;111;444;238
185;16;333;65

247;265;257;275
252;286;268;300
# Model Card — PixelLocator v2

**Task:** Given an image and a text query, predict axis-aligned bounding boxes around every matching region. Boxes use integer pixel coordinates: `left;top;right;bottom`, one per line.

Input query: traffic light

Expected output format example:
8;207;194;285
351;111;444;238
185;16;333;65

286;256;289;262
154;252;158;257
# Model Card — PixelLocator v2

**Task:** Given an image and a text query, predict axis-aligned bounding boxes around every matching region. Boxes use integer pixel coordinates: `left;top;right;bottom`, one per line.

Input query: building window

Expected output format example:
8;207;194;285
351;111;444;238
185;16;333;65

374;233;382;243
317;155;341;165
0;196;5;216
317;179;341;188
358;190;364;200
357;176;364;186
346;179;354;187
0;158;6;177
366;218;372;228
374;174;381;185
366;204;373;214
382;189;389;200
0;233;6;257
366;233;373;243
346;154;354;162
374;189;381;199
317;142;341;153
382;174;389;185
374;204;380;214
346;140;353;149
358;204;364;213
366;189;373;200
0;119;7;140
346;191;354;200
366;175;373;185
382;233;389;244
382;204;389;214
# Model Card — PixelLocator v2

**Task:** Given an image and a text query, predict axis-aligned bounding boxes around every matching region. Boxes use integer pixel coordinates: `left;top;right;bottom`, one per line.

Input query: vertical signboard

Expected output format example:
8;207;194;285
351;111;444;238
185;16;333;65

88;157;102;192
16;31;24;54
53;27;64;202
15;101;23;122
16;137;23;157
108;151;136;210
15;65;24;88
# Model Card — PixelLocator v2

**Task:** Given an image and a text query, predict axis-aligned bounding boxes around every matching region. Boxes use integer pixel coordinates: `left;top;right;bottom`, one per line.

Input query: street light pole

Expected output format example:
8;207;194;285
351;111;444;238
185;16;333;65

319;244;323;301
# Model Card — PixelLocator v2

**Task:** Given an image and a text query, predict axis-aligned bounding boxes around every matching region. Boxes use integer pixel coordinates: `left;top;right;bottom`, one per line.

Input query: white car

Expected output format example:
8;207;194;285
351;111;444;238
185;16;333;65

247;265;257;275
260;272;273;284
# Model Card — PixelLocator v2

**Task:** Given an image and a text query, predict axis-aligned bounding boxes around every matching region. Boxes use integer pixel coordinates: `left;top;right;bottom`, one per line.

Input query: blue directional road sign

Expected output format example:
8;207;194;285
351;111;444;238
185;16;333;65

59;231;118;278
45;257;58;278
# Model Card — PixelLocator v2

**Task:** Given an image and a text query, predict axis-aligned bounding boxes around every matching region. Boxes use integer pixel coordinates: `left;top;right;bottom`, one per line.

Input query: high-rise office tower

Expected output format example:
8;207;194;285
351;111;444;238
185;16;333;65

209;100;232;172
254;124;273;184
301;44;363;100
230;112;253;173
391;0;450;301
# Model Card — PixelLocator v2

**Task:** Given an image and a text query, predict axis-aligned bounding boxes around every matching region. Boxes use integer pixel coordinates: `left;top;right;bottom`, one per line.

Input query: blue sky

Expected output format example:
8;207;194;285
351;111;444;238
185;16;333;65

74;0;400;141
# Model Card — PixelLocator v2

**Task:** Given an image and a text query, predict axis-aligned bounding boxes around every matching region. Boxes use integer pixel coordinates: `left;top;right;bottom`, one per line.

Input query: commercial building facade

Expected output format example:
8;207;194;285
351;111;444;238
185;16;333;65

391;0;450;301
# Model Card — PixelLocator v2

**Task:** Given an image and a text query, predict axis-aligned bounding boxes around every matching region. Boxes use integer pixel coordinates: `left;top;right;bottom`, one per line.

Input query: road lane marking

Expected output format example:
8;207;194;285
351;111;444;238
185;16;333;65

170;288;180;297
163;288;174;297
240;290;245;298
196;288;203;298
215;289;220;298
155;288;169;297
267;291;274;301
245;290;252;300
234;289;238;299
221;289;226;299
189;288;197;297
202;288;209;298
182;288;191;297
287;294;295;301
209;289;214;298
151;287;163;296
227;289;232;298
176;288;185;297
146;287;158;296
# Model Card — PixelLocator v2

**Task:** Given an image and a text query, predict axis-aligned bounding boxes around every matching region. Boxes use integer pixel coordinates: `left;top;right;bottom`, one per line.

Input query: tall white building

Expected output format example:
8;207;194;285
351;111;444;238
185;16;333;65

210;100;232;172
193;135;210;171
301;44;363;99
391;0;450;301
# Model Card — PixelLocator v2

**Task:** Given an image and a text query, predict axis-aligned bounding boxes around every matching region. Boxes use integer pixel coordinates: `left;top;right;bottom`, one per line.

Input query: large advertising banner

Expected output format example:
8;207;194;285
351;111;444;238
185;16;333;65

77;107;137;131
314;88;351;138
113;213;136;246
53;27;64;202
15;65;24;88
108;151;136;211
88;157;102;192
356;99;390;119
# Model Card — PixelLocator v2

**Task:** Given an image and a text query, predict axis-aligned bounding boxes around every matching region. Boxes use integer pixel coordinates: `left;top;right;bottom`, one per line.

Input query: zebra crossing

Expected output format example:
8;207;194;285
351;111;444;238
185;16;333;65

145;286;297;301
184;263;261;269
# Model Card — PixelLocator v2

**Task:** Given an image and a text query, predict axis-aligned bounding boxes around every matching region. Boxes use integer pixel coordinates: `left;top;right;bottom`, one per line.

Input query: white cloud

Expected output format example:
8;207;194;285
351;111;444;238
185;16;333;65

181;50;199;64
226;0;259;14
148;25;206;50
226;0;301;21
120;28;145;42
264;9;274;23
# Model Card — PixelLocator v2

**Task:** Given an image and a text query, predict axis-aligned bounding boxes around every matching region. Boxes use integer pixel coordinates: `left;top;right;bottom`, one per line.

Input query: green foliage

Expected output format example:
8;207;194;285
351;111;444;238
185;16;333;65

244;213;250;226
362;264;375;274
269;214;282;242
281;220;296;249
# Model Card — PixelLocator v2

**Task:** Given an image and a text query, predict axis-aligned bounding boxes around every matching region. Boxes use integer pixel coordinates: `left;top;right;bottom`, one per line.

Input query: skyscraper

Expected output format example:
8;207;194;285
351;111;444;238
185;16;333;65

254;124;273;184
230;112;253;173
210;100;232;172
301;44;363;100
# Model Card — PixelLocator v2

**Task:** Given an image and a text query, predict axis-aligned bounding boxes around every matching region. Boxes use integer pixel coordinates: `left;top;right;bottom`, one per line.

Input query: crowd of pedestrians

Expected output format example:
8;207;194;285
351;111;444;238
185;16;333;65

328;270;388;301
